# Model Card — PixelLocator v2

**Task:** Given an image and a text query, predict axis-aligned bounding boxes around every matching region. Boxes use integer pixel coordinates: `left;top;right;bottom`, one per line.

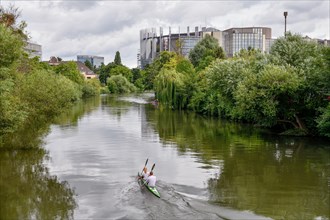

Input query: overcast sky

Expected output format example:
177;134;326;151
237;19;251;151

2;0;329;68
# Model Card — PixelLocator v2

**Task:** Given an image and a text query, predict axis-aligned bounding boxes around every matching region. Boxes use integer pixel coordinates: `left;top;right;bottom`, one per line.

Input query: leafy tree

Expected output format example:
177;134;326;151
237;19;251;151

54;61;84;85
0;5;28;40
270;33;319;68
316;103;330;137
143;51;177;90
84;60;93;71
176;58;195;76
19;70;82;124
131;68;146;91
114;51;122;65
234;64;301;127
0;24;24;67
98;62;116;85
189;34;225;70
110;65;133;82
82;78;100;98
270;33;330;134
107;75;136;94
0;68;27;136
154;68;188;109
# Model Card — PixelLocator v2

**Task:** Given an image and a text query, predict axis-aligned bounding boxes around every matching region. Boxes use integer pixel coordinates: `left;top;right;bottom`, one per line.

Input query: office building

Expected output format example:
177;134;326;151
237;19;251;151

222;27;272;57
139;26;275;69
77;55;104;68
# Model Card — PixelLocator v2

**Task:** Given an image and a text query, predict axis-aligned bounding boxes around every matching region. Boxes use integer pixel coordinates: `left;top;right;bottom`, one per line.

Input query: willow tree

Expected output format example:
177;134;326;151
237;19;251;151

154;68;186;109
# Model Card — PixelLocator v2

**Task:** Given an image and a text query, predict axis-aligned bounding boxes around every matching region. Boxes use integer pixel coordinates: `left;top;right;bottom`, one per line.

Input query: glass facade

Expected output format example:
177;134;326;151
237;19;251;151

77;55;104;68
181;36;201;57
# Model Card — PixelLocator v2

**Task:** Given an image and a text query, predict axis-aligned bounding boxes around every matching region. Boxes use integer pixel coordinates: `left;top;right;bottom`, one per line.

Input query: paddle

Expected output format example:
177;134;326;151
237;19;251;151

141;158;148;175
151;163;155;172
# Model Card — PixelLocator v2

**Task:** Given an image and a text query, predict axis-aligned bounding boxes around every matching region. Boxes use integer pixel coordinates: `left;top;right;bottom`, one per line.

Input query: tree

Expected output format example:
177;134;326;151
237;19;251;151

189;34;225;70
154;68;182;109
234;64;301;128
84;60;93;71
0;5;28;40
54;61;84;85
0;23;24;67
270;33;330;134
107;75;136;94
114;51;122;65
98;62;116;85
110;65;133;82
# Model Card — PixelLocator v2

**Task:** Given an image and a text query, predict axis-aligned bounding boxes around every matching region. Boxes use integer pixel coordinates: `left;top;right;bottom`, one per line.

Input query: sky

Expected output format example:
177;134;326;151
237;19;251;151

2;0;329;68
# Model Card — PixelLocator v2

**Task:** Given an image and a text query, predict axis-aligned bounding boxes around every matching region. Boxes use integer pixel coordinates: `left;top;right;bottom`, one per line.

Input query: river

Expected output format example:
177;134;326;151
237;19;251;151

1;93;329;220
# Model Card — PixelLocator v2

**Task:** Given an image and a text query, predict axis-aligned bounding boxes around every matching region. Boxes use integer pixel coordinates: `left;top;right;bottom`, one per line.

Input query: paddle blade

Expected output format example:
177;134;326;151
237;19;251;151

145;158;149;166
151;163;155;171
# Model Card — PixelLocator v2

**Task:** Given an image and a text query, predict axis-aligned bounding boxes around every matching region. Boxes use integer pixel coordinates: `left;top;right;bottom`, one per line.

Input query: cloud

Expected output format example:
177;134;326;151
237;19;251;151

4;0;329;68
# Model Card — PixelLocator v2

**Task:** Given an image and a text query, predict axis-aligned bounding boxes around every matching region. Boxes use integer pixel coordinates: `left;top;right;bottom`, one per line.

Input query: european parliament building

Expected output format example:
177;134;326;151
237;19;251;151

138;26;273;69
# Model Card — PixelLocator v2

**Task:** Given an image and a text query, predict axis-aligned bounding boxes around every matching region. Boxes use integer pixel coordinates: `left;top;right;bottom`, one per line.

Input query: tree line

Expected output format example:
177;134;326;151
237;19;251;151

0;7;100;142
141;34;330;137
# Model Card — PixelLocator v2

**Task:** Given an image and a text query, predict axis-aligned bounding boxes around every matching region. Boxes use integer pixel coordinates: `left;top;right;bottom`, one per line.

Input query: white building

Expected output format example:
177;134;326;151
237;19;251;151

24;42;42;59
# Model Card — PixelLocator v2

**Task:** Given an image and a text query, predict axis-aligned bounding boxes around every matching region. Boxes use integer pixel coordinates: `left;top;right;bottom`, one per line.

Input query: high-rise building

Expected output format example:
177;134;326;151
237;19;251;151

77;55;104;68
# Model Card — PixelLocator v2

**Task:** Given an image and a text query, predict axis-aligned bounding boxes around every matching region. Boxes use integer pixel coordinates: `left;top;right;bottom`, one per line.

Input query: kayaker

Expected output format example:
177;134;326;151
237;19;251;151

139;167;149;180
146;171;156;188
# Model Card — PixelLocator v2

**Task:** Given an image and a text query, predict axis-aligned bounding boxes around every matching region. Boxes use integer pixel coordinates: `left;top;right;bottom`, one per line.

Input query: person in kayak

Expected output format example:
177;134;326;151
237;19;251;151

139;167;149;180
146;171;156;188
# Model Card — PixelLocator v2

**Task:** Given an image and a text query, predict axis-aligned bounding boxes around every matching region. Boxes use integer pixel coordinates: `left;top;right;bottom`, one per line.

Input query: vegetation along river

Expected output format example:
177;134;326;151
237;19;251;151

1;93;329;220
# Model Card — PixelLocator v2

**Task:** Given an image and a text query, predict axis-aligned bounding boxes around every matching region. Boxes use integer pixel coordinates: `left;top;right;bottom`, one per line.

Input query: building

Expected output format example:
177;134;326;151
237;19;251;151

77;55;104;68
76;61;97;79
139;26;223;69
303;36;330;47
222;27;272;57
24;42;42;59
139;26;274;69
46;56;97;79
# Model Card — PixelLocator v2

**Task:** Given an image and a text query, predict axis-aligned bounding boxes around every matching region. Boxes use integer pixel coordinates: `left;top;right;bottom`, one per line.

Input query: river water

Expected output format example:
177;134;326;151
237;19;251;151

1;94;329;220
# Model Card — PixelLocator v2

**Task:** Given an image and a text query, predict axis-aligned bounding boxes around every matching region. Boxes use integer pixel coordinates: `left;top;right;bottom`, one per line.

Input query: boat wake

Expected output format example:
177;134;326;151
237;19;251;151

114;177;271;220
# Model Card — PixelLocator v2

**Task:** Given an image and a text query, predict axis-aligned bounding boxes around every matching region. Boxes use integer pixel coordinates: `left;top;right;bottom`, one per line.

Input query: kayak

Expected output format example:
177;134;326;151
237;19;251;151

138;172;160;198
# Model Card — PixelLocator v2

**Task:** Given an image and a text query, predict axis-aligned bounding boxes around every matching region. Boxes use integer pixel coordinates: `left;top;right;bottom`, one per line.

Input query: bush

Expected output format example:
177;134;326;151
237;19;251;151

82;78;100;98
0;24;24;67
107;74;136;94
317;104;330;137
19;70;82;123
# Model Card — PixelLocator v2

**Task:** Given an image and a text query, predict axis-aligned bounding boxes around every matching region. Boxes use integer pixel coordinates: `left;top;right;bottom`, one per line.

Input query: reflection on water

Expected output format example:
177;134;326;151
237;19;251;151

1;94;329;220
146;107;330;220
0;148;77;219
0;98;101;219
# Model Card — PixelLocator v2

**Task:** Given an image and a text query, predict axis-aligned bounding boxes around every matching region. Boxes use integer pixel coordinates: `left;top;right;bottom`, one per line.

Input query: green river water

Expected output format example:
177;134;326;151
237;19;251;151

1;94;329;220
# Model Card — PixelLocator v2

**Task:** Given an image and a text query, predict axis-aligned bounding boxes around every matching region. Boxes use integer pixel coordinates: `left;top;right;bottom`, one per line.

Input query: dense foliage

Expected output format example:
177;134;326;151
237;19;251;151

96;52;145;94
147;34;330;137
0;8;100;144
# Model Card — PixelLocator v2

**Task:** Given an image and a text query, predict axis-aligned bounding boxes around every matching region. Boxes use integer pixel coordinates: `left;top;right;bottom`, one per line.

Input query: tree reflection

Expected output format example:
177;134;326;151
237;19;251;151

0;148;77;219
145;107;330;220
54;96;101;127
